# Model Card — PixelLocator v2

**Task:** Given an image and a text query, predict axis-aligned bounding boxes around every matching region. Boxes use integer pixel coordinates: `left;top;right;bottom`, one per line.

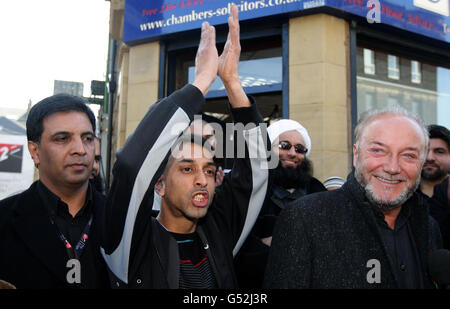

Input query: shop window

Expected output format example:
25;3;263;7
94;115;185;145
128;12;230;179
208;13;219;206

364;92;376;110
357;46;450;129
169;34;283;121
411;60;422;84
387;55;400;80
166;31;283;169
186;40;282;98
187;56;282;96
387;96;399;108
411;100;420;115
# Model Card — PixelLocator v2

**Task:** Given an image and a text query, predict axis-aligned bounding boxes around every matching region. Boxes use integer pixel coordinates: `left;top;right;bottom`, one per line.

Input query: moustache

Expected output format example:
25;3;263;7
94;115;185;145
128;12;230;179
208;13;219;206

423;162;440;168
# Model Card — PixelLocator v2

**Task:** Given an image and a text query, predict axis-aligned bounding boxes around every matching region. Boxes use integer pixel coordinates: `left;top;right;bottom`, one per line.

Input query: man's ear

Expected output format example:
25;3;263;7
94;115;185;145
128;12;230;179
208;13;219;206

352;144;358;168
28;141;40;168
155;177;166;197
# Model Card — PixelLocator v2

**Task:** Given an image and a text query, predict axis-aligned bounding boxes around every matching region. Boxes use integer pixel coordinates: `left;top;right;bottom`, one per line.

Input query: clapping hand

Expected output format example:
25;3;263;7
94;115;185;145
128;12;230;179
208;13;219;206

192;22;219;96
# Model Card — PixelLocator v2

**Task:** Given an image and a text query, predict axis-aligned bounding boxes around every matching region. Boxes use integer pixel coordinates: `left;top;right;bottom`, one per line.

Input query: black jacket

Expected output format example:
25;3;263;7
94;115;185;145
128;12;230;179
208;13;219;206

0;182;109;289
235;176;326;288
419;177;450;250
264;172;442;288
255;176;327;238
101;84;269;288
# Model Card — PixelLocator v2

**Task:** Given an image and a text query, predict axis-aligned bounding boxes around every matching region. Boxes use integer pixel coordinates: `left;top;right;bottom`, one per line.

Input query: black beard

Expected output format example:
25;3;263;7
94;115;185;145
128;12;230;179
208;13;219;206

421;164;448;181
272;159;313;189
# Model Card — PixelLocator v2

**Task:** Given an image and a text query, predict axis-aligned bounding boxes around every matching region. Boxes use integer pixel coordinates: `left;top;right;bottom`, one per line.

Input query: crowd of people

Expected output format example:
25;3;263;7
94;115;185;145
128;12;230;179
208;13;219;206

0;4;449;289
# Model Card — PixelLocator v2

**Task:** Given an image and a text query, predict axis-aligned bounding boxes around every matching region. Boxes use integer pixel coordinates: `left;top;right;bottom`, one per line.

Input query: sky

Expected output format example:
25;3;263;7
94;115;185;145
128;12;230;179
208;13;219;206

0;0;110;118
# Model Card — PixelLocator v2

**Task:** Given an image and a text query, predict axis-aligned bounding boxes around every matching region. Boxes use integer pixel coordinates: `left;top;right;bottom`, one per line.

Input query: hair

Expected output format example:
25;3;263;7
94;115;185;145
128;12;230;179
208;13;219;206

26;93;96;143
427;124;450;150
272;157;313;189
163;134;217;178
354;105;429;160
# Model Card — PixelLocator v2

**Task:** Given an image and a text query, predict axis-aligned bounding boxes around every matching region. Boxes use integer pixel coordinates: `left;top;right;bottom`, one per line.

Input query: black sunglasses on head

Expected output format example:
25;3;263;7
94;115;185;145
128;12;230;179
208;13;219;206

278;141;308;154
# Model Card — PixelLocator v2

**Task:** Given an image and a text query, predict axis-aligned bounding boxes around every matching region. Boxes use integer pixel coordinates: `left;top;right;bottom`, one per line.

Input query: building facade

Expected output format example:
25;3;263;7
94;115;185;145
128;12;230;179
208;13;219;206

100;0;450;188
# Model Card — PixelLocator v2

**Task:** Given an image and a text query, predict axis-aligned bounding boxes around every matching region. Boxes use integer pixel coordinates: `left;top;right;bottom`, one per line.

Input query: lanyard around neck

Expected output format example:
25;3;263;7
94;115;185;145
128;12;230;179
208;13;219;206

51;214;93;260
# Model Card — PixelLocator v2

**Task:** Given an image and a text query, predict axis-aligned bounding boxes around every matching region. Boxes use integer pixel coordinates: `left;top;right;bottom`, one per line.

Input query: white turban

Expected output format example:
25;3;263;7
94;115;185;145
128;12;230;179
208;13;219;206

267;119;311;157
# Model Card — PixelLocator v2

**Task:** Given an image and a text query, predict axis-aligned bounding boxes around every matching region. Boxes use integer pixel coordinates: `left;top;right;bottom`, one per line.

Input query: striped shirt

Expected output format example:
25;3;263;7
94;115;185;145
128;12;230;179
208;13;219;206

171;231;217;289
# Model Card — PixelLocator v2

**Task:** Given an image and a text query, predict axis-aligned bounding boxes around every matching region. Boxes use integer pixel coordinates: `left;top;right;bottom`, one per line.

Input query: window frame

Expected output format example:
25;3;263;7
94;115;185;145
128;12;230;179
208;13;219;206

387;54;400;80
363;48;376;75
411;60;422;84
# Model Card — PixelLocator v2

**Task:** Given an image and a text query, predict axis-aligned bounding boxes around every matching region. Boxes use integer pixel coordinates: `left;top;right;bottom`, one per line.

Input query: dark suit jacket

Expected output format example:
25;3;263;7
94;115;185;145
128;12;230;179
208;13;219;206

0;181;109;289
264;172;442;288
234;176;327;288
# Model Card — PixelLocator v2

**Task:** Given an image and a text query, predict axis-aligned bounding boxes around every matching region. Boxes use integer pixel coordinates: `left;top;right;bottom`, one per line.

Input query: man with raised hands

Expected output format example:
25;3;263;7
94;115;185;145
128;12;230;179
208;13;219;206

101;4;269;289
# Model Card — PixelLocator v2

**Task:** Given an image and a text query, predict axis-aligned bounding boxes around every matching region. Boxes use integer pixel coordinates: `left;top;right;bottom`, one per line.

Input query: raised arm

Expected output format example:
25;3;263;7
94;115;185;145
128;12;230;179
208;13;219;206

218;4;250;109
192;22;219;96
101;21;219;285
211;4;270;255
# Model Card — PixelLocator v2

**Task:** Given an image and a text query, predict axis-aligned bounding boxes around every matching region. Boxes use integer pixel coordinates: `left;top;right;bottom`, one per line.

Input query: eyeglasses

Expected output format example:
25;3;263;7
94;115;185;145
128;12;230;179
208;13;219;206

278;141;308;155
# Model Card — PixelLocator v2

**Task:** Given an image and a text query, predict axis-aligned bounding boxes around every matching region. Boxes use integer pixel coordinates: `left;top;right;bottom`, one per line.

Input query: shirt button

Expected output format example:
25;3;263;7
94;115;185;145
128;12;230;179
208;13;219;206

136;279;142;284
400;264;406;271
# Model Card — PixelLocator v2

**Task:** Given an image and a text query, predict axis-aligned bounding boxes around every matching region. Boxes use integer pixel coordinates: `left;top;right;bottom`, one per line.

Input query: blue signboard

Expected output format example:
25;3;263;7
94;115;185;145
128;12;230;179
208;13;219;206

123;0;323;43
123;0;450;44
326;0;450;42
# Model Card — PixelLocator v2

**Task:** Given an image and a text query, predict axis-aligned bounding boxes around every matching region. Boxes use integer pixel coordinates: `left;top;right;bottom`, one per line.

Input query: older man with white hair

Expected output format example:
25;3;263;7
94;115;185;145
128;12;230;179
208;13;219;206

264;106;443;289
234;118;326;288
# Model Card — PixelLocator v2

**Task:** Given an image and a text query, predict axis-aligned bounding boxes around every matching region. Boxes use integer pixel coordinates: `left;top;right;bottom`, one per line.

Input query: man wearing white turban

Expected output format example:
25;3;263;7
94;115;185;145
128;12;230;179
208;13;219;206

267;119;312;157
234;118;326;288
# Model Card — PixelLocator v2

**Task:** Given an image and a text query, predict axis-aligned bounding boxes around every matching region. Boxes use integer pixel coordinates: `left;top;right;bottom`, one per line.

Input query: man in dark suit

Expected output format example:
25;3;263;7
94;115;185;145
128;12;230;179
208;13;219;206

418;124;450;249
0;94;108;289
265;106;442;288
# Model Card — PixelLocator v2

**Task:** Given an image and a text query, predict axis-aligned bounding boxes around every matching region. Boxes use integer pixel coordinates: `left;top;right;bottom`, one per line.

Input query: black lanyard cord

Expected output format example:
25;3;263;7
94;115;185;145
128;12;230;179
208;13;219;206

51;214;93;260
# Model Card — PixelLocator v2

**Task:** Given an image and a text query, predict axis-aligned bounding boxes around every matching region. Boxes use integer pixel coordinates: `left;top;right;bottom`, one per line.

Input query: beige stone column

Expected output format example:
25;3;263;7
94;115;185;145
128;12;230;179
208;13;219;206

125;42;160;139
111;44;129;161
109;42;160;171
289;14;352;182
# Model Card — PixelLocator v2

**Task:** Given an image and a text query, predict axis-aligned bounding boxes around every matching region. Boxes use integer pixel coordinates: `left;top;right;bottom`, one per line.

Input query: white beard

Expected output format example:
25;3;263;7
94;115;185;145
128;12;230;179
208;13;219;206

354;160;421;211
